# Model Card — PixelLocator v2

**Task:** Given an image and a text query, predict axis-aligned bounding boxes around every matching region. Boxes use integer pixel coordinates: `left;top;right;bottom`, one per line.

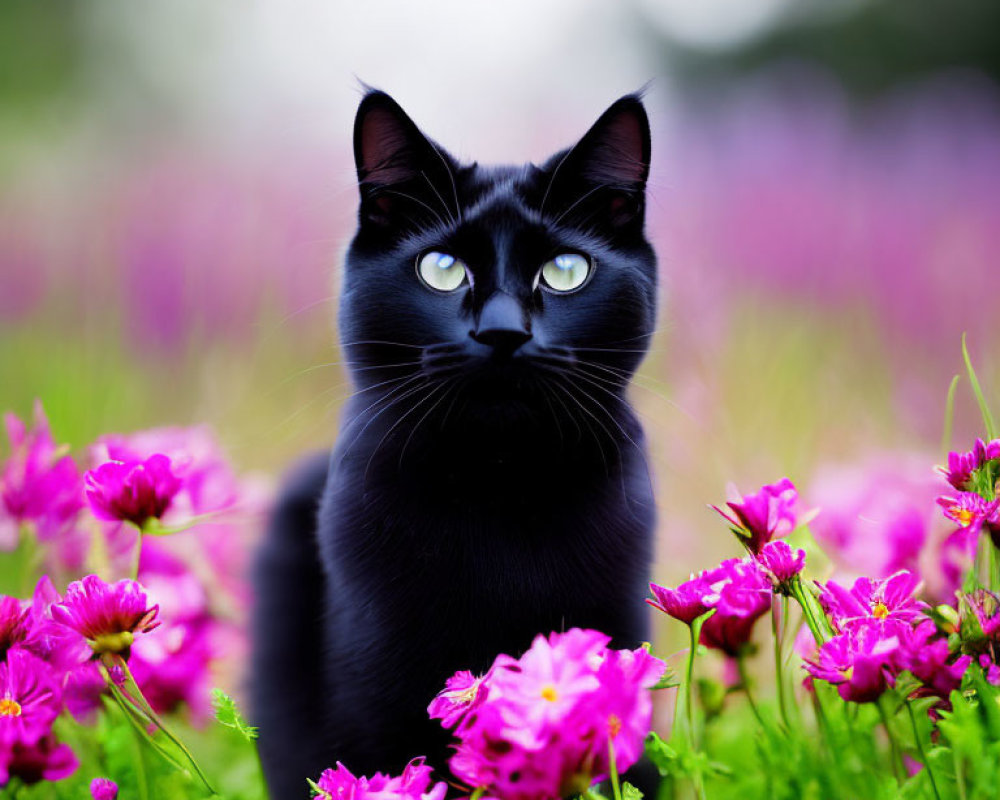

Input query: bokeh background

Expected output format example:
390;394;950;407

3;1;999;676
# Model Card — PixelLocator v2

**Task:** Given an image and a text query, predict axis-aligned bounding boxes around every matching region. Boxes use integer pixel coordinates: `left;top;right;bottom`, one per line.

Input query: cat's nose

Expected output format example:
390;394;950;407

470;292;532;355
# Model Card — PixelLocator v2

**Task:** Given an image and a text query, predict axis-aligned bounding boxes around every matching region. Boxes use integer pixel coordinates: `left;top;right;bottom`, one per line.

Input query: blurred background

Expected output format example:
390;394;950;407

2;0;999;665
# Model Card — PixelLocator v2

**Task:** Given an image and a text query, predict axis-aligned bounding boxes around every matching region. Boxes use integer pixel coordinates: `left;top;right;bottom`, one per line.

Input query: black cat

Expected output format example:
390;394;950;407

252;89;658;800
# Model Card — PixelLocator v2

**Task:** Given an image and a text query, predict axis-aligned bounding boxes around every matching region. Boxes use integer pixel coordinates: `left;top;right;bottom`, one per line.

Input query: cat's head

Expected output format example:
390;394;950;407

340;89;656;439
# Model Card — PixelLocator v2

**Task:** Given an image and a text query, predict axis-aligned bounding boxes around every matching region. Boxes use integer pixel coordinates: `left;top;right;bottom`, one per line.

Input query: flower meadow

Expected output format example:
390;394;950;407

1;346;999;800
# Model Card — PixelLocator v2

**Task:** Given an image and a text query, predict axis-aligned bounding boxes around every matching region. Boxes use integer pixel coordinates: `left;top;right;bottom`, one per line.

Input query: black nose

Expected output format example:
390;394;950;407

471;292;532;355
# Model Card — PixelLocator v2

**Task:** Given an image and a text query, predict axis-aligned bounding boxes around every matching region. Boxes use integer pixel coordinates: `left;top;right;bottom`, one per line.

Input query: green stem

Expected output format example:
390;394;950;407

877;698;904;784
771;596;790;732
607;736;622;800
736;654;766;730
470;788;487;800
131;529;144;582
906;701;942;800
104;654;217;795
129;703;151;800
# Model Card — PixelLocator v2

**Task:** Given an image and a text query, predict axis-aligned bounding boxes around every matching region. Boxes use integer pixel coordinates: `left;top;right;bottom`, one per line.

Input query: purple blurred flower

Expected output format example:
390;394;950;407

0;649;62;748
805;621;900;703
820;571;926;634
0;597;28;661
90;777;119;800
85;455;182;529
428;670;489;731
63;662;107;725
0;401;84;551
941;438;1000;491
313;758;447;800
711;478;798;555
898;620;970;700
0;734;78;786
979;655;1000;685
758;540;806;589
698;558;773;656
51;575;159;656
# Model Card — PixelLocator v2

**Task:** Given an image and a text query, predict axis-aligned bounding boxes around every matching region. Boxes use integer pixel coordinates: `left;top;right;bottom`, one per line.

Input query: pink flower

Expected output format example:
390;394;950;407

0;649;62;748
697;559;772;656
0;401;83;550
313;758;447;800
90;777;119;799
940;438;1000;491
440;630;664;800
820;571;925;634
711;478;798;555
804;622;900;703
757;540;806;589
63;662;107;725
130;620;215;720
647;580;715;626
898;620;970;700
0;734;78;786
428;670;489;731
51;575;160;655
937;492;1000;538
85;455;182;528
0;597;28;661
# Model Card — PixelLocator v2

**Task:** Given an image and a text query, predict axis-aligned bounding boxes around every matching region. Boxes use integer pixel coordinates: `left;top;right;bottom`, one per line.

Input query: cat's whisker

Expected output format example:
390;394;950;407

379;188;451;230
363;381;447;484
420;169;459;228
337;375;430;459
397;378;460;468
549;181;622;228
546;377;611;478
338;339;428;350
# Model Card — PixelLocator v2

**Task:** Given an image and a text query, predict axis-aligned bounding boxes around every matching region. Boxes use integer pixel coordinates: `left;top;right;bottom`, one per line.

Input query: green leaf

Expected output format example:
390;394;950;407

621;781;643;800
962;333;997;440
212;688;259;742
650;668;679;690
942;373;961;456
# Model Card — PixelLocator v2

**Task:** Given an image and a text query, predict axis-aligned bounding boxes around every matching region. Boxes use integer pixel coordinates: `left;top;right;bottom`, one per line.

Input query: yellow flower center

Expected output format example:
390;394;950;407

0;698;22;717
608;714;622;738
872;601;890;620
541;685;558;702
92;631;134;655
954;508;975;526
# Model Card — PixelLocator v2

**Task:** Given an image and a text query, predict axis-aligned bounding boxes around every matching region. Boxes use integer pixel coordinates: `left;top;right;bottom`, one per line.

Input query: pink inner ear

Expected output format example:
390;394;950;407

360;108;417;185
589;112;647;185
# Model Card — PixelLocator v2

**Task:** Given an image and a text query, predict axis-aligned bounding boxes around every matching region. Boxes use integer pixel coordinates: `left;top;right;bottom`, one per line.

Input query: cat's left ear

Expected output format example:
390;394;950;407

541;94;650;232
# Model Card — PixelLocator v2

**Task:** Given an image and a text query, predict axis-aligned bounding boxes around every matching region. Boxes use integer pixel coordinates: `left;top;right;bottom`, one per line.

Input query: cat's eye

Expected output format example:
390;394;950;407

538;253;592;293
416;251;470;293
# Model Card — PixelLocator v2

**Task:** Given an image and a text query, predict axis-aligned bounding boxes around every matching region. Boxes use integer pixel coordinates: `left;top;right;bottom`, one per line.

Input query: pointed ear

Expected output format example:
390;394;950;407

541;95;651;231
353;90;458;231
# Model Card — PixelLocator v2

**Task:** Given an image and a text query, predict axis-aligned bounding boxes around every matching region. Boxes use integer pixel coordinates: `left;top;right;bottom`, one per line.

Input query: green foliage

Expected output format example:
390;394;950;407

212;689;259;743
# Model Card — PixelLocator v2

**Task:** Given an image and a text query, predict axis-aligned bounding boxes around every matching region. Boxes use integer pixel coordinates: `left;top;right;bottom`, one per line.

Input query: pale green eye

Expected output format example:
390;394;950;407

417;251;469;292
539;253;591;293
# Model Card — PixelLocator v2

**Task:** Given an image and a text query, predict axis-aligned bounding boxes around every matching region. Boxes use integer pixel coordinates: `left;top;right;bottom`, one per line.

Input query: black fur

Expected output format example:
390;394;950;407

252;90;658;800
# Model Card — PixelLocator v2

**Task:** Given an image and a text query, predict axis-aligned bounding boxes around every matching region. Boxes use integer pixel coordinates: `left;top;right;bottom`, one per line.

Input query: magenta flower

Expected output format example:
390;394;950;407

129;620;215;720
440;629;664;800
937;492;1000;538
0;401;83;548
804;622;900;703
84;454;182;529
90;777;119;799
940;438;1000;491
428;670;490;731
313;758;447;800
63;662;107;725
757;540;806;590
0;597;28;661
698;559;772;656
0;649;62;748
979;655;1000;686
646;578;716;626
820;571;926;634
898;620;970;700
22;577;89;674
711;478;798;555
0;734;78;786
51;575;160;656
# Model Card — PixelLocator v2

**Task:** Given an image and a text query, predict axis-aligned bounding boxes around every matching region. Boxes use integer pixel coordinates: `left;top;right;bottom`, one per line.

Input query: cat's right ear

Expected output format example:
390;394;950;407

353;90;458;230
